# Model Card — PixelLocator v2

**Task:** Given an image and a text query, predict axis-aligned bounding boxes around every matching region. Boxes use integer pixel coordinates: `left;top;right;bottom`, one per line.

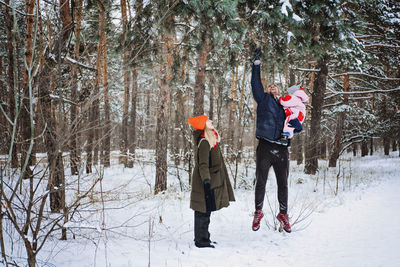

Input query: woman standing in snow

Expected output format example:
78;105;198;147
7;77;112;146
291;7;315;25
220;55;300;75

188;115;235;248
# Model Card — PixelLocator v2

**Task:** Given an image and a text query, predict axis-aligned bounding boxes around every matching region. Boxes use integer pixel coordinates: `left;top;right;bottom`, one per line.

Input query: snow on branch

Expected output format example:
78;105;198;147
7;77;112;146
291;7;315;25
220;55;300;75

280;0;303;22
290;67;320;72
339;135;380;156
355;34;384;39
331;72;400;81
348;96;373;100
63;56;96;71
49;94;76;105
280;0;292;16
158;41;196;48
174;23;195;30
363;44;400;49
328;86;400;97
339;136;364;156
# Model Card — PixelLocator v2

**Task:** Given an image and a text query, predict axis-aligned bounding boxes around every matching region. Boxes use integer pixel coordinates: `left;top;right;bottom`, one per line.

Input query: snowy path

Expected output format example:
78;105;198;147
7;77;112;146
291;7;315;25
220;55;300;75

158;176;400;267
275;177;400;267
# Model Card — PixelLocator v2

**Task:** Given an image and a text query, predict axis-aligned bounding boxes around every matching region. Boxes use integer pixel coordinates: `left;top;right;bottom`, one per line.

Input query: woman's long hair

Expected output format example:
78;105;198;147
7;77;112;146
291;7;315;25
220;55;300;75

204;125;220;149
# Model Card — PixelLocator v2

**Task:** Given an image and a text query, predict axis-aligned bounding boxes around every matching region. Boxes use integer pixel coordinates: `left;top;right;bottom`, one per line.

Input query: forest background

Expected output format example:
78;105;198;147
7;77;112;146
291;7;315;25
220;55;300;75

0;0;400;266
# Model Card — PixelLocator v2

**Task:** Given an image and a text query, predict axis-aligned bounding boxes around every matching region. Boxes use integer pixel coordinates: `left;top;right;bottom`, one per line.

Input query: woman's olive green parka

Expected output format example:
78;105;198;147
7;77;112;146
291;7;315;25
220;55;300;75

190;130;235;213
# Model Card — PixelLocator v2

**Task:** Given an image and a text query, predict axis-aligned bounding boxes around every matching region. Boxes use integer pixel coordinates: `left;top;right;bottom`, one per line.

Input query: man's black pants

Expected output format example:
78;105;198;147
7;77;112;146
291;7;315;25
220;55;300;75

255;139;289;213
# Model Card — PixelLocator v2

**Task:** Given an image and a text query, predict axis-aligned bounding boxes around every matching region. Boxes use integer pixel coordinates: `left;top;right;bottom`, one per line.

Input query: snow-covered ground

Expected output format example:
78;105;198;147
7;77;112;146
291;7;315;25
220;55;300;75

5;150;400;266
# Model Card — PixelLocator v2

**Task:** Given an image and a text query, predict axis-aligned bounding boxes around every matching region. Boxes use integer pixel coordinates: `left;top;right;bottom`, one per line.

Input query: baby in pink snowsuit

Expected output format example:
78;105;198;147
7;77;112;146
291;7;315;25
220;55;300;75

278;85;309;138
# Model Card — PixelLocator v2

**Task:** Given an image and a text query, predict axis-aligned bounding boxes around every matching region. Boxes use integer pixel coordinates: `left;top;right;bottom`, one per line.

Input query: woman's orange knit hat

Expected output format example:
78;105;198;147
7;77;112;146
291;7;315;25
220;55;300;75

188;115;208;130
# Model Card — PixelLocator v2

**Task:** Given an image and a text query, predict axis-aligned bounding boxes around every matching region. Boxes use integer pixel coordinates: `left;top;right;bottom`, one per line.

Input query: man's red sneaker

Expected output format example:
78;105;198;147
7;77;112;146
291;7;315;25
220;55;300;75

252;210;264;231
277;212;291;233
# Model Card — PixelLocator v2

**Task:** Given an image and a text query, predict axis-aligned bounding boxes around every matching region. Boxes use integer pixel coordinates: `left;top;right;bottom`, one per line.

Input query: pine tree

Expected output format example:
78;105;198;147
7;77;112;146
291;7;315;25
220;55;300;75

356;0;400;154
326;0;400;164
288;0;355;174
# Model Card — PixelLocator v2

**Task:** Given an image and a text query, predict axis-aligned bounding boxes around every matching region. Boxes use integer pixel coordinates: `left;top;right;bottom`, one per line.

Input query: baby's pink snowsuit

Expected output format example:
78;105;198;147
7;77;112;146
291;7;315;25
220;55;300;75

278;87;309;138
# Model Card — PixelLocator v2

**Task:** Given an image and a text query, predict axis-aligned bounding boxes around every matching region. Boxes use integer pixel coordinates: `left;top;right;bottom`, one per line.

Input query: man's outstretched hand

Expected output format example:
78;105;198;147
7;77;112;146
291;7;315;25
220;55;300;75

253;48;262;61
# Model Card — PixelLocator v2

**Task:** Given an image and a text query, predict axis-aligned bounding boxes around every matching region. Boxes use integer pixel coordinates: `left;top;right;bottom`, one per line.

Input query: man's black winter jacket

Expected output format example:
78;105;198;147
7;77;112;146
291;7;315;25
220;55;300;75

251;63;286;145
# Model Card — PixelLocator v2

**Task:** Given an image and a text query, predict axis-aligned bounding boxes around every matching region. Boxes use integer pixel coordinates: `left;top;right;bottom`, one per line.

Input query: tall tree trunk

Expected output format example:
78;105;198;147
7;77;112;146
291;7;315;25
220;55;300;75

146;87;151;148
369;137;373;156
0;174;7;264
228;64;238;147
398;67;400;157
93;43;101;166
34;12;45;155
20;0;36;179
155;61;168;194
383;137;390;155
239;63;246;120
235;62;247;167
178;46;189;173
352;143;357;156
305;55;329;175
50;152;65;213
172;56;185;187
25;242;36;267
127;67;138;168
209;72;215;121
173;52;188;167
380;94;389;156
70;0;83;175
173;89;184;166
193;31;209;116
319;139;327;159
120;0;129;166
0;58;6;154
98;0;111;167
84;48;96;174
296;133;304;165
4;0;19;168
86;67;100;174
329;74;349;167
329;113;344;166
217;83;223;131
38;0;72;212
86;104;94;173
155;16;174;194
395;68;400;156
361;140;368;157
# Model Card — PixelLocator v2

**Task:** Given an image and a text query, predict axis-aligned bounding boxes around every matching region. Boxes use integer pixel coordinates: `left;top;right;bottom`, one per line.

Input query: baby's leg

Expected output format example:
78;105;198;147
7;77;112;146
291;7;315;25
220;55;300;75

283;124;294;138
283;110;298;139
